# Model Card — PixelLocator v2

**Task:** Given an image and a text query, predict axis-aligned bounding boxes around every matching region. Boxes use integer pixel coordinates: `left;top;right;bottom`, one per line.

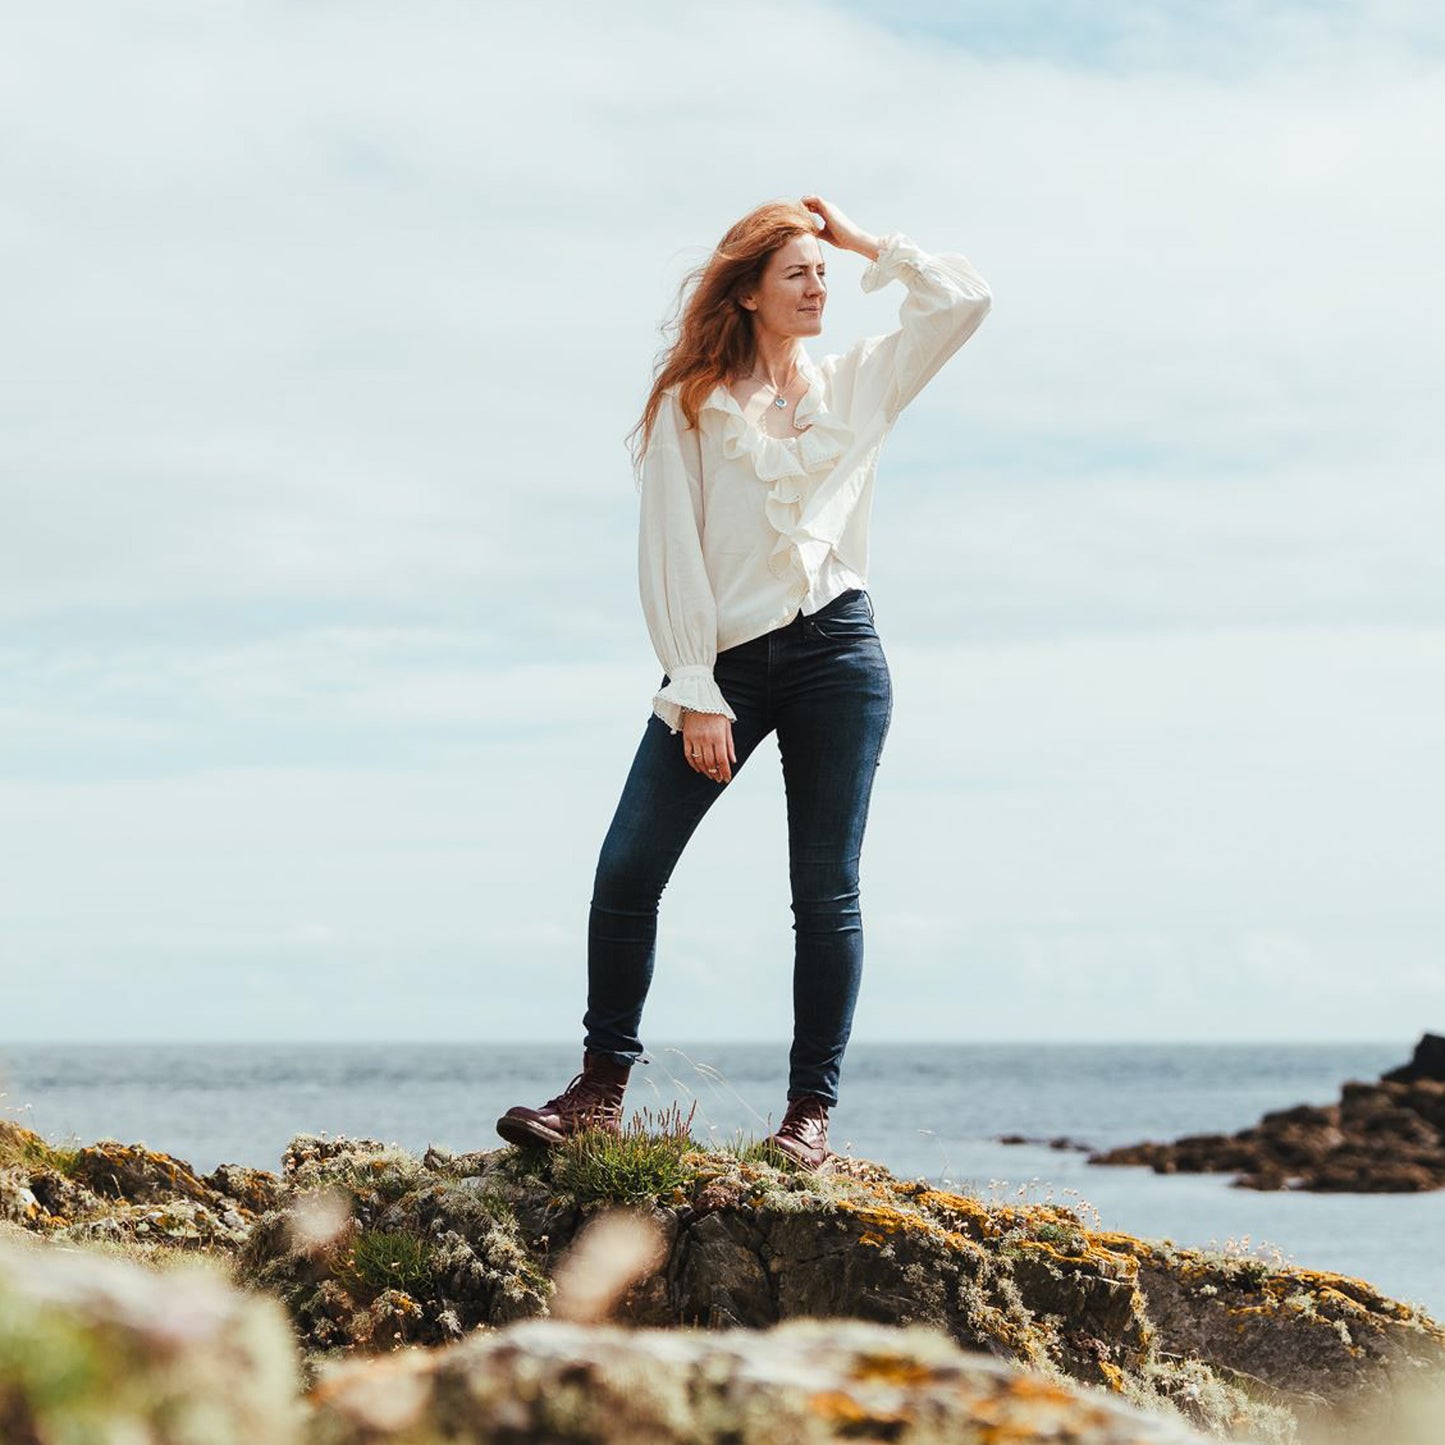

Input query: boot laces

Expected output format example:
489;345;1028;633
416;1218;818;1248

545;1071;612;1114
777;1095;828;1141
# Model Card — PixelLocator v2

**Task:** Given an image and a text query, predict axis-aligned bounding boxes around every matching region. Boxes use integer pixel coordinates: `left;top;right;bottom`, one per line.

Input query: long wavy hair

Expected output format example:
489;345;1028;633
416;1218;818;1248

627;199;818;478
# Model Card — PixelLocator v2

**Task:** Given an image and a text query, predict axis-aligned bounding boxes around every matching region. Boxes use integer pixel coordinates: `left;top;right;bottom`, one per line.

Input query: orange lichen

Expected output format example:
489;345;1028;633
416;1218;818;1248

962;1373;1117;1445
1006;1374;1091;1404
1010;1236;1139;1279
806;1389;910;1428
848;1353;940;1387
834;1200;986;1260
1097;1360;1126;1392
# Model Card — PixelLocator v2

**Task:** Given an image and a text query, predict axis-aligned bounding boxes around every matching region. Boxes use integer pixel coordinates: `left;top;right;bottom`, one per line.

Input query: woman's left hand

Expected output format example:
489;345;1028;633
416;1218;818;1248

801;196;880;261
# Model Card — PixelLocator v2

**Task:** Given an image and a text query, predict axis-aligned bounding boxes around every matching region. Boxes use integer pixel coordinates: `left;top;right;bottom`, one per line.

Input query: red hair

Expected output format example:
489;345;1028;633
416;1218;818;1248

627;199;818;474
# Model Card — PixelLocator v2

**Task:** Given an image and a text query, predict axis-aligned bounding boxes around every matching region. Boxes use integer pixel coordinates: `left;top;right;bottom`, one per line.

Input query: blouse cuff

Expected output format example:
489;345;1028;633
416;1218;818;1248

652;665;737;735
859;232;916;293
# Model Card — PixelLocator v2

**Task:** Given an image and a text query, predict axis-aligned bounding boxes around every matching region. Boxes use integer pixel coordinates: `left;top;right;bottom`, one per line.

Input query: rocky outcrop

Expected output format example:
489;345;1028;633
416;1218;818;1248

1089;1035;1445;1192
0;1117;271;1250
6;1119;1445;1441
1;1235;1313;1445
1094;1231;1445;1440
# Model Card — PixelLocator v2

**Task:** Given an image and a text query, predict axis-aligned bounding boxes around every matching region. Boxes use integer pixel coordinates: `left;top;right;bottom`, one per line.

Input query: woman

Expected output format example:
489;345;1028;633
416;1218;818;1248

497;195;992;1171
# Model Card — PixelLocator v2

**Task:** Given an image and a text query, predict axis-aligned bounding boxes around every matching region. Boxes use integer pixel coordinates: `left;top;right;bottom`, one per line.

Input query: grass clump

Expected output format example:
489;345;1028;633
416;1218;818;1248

0;1126;82;1180
718;1136;794;1170
340;1228;434;1296
551;1102;699;1206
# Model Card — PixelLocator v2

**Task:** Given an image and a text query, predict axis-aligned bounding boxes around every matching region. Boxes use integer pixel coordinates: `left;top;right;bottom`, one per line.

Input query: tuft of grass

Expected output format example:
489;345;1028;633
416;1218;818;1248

719;1135;795;1170
552;1102;699;1205
0;1130;83;1179
340;1229;434;1295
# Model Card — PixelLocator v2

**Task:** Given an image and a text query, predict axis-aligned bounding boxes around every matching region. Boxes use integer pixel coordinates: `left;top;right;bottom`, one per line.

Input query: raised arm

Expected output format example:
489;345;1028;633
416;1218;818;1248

638;389;738;735
802;195;993;425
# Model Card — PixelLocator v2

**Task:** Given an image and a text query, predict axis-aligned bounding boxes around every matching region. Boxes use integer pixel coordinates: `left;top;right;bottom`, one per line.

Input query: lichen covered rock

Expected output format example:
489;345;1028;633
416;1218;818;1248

1096;1231;1445;1441
0;1119;259;1254
7;1117;1443;1442
304;1316;1237;1445
236;1134;551;1363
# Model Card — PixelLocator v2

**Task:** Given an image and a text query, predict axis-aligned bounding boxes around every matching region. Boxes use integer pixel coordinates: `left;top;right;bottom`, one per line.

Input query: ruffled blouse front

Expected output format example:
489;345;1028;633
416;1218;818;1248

638;232;993;733
698;373;855;588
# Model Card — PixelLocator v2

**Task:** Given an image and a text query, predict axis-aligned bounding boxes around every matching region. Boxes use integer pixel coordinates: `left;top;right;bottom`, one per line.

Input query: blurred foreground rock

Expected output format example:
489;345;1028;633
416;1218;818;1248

307;1316;1239;1445
1090;1033;1445;1191
0;1235;300;1444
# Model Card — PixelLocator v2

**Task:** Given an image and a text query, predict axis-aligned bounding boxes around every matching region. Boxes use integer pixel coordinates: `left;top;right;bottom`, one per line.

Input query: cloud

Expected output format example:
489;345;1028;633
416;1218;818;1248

1;2;1442;1040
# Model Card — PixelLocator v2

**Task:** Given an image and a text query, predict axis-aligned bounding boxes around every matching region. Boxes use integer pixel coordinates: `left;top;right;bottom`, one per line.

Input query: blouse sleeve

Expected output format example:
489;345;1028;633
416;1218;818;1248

848;232;993;425
638;389;738;735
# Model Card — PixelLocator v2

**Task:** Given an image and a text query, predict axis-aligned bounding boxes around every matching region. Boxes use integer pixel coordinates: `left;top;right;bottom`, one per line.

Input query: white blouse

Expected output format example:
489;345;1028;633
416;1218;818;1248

638;232;993;734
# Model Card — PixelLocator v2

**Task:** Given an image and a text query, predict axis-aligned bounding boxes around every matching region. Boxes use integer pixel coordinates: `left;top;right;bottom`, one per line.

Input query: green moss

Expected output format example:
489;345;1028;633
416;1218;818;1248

340;1229;434;1296
1031;1219;1087;1254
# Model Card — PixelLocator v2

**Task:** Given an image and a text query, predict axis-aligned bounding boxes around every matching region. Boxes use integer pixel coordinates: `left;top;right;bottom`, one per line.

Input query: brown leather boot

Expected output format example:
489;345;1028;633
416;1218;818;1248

765;1094;832;1172
495;1051;632;1147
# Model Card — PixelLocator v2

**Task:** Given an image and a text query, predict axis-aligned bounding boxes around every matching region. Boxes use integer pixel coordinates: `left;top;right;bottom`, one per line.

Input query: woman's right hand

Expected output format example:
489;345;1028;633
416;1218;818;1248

681;710;736;784
800;195;880;261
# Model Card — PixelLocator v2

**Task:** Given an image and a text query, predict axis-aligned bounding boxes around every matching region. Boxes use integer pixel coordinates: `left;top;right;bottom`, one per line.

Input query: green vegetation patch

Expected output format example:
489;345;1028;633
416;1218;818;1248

0;1124;82;1180
339;1228;434;1296
551;1103;699;1206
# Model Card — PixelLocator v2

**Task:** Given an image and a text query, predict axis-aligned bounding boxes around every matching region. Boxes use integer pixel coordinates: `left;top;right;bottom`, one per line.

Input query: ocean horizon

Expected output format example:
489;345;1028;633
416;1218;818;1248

4;1038;1442;1319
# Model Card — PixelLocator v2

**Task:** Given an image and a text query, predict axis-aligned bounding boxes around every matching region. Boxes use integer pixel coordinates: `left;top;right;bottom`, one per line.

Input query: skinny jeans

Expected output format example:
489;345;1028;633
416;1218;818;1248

583;587;893;1107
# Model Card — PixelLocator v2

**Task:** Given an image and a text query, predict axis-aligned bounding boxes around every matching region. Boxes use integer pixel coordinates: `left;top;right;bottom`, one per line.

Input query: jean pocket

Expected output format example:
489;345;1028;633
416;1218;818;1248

809;595;878;643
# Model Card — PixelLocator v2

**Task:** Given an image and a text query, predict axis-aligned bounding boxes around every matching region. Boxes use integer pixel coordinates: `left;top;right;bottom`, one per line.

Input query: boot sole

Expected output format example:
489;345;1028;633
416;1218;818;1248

495;1115;565;1148
765;1137;836;1175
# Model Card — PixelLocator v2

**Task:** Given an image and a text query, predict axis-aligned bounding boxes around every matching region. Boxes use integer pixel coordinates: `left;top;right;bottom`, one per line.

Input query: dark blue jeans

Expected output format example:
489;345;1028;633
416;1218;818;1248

583;588;893;1107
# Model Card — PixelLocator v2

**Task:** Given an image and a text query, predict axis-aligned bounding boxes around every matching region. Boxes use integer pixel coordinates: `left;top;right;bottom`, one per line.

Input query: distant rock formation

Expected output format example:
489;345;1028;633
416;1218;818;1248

1382;1032;1445;1084
1089;1034;1445;1192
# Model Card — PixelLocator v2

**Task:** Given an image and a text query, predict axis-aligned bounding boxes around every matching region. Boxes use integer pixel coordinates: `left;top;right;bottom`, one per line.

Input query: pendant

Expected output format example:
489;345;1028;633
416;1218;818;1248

773;394;788;409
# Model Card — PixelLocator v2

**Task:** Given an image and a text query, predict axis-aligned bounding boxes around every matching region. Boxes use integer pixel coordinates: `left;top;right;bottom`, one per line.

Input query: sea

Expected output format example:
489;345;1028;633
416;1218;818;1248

3;1039;1441;1320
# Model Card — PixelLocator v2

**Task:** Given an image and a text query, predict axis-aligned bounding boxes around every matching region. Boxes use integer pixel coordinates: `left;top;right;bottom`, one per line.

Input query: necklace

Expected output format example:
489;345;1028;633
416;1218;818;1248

748;362;801;410
746;362;809;431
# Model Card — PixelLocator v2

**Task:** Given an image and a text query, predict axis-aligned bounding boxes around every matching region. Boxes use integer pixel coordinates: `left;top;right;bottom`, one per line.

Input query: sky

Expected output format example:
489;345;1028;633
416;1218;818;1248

1;1;1442;1046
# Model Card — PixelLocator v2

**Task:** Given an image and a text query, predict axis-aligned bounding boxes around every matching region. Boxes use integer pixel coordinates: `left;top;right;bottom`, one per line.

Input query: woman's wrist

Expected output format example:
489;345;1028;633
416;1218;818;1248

851;232;882;263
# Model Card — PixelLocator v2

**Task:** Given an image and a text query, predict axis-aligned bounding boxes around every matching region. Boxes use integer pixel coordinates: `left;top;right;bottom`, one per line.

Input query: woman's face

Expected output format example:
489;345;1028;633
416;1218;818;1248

740;233;827;340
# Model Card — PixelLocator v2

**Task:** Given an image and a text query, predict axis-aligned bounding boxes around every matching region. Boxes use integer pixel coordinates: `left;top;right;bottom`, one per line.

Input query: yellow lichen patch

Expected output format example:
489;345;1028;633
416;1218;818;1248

1010;1236;1139;1280
1087;1229;1158;1260
1097;1359;1126;1392
835;1201;985;1261
858;1231;886;1249
850;1181;1070;1247
848;1352;939;1387
1167;1254;1445;1343
806;1388;910;1430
